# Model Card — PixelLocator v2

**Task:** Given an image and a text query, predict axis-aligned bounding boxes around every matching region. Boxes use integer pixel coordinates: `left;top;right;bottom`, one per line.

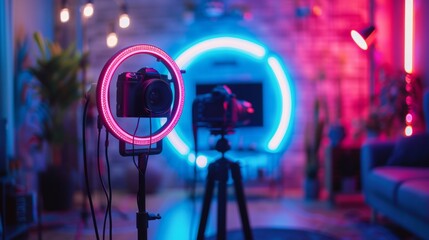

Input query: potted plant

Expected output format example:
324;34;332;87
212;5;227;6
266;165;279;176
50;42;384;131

303;97;327;200
29;32;87;211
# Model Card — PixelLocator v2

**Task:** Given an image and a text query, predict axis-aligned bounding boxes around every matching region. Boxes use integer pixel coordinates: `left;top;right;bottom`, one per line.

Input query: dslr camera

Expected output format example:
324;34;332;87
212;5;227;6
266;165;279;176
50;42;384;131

117;67;173;118
192;85;254;132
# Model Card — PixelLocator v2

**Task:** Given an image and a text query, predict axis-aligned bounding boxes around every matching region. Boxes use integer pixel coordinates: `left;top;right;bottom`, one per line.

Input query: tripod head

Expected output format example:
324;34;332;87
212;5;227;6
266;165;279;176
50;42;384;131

215;134;231;155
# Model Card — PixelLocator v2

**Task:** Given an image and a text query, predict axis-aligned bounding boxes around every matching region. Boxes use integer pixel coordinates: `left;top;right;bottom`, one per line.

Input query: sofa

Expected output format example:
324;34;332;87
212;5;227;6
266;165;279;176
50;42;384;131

361;132;429;239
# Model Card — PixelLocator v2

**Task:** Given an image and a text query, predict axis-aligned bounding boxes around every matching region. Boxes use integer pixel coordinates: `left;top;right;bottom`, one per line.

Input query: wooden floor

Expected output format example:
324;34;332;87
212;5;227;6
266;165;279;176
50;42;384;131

25;186;418;240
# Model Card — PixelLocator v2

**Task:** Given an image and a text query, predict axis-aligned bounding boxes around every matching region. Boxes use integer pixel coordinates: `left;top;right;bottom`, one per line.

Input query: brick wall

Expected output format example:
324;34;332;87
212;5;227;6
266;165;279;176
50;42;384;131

65;0;371;188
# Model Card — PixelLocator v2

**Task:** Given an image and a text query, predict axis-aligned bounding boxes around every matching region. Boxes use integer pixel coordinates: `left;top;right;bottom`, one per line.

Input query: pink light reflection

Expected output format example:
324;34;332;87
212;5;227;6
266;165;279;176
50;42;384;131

406;113;413;123
97;45;185;145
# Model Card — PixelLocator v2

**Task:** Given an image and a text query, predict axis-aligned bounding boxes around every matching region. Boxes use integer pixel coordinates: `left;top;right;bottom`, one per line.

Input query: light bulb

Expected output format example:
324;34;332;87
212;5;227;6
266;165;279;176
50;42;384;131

405;125;413;136
83;2;94;18
119;13;130;28
350;30;368;50
196;156;208;168
60;8;70;23
406;113;413;123
106;32;118;48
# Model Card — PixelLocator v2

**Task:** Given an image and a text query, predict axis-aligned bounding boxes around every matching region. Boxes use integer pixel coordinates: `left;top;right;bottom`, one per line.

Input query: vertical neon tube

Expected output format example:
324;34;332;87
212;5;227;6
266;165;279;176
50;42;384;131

404;0;413;73
404;0;414;136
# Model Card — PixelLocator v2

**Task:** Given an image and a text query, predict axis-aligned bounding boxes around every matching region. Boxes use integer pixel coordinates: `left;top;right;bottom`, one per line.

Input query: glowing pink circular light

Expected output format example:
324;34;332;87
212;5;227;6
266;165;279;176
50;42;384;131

406;113;413;123
97;44;185;145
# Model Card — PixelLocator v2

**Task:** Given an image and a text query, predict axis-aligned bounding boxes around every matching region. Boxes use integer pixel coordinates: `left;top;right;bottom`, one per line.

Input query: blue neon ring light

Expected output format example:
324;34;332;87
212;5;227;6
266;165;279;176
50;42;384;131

166;36;294;163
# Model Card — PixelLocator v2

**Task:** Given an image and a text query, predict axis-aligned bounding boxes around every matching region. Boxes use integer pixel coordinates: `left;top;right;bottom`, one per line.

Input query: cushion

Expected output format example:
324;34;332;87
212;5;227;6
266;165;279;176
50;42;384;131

366;167;429;200
387;133;429;167
397;178;429;221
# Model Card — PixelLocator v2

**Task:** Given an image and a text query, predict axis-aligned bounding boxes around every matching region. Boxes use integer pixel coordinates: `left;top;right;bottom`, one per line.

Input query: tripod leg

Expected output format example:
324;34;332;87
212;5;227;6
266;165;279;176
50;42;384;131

216;160;229;240
230;162;253;240
197;163;216;240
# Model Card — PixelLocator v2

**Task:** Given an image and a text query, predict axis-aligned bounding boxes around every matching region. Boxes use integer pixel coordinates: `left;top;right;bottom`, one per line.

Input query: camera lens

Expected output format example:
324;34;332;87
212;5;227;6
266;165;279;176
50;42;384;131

143;79;173;115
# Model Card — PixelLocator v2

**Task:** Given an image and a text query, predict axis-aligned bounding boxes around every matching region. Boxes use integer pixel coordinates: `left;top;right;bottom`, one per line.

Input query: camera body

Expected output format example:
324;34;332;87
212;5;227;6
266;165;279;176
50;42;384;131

192;85;253;131
117;67;172;118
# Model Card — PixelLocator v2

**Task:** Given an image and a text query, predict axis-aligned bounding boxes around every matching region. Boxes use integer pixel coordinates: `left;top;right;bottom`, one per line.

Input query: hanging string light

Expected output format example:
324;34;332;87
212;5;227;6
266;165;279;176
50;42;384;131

106;23;118;48
60;0;70;23
83;0;94;18
118;3;130;29
65;0;133;49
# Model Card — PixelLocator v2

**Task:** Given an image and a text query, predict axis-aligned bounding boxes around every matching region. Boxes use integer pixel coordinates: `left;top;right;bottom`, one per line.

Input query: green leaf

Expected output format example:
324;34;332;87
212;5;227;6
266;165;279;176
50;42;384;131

33;32;46;59
29;32;86;147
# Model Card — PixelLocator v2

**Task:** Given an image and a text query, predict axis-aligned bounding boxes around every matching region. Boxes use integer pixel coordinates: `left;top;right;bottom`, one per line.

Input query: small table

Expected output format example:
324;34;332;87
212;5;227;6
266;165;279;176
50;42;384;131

325;143;361;205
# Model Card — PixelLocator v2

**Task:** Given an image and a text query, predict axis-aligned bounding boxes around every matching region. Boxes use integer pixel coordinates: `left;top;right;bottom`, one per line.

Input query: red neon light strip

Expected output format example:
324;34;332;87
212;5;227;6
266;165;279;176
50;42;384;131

404;0;413;73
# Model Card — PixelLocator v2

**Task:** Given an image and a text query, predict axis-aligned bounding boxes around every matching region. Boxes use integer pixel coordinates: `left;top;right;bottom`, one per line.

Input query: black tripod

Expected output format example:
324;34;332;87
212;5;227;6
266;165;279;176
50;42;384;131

120;141;162;240
136;154;161;240
196;133;253;240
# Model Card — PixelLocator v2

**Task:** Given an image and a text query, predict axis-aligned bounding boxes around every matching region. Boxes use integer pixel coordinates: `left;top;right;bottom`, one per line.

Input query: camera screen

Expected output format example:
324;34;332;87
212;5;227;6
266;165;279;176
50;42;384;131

196;82;263;127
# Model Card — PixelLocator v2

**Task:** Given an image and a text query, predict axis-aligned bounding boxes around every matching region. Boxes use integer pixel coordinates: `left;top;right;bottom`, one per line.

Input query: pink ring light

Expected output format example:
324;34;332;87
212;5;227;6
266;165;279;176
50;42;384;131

97;44;185;145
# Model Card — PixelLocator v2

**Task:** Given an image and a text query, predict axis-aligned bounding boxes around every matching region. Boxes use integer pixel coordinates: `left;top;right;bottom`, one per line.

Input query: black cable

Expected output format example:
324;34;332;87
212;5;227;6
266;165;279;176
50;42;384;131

189;157;198;240
191;111;199;201
148;115;152;158
189;123;198;240
104;130;113;240
1;181;6;240
132;118;141;171
82;97;100;240
131;116;155;173
96;116;109;240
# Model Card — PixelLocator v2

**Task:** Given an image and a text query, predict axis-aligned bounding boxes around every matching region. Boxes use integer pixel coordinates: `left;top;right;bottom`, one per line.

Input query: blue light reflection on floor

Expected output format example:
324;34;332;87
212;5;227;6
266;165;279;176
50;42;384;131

154;199;195;240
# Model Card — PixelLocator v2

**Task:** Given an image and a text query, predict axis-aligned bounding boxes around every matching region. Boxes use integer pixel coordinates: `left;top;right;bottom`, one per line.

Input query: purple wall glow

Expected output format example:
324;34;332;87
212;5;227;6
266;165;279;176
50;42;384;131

74;0;374;186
